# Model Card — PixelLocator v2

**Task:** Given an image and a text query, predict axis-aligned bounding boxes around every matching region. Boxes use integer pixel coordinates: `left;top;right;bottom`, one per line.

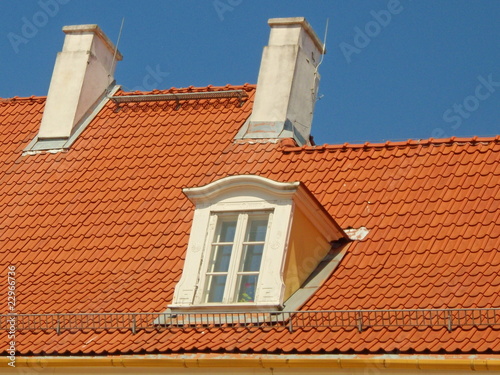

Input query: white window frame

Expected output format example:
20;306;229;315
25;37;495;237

170;175;299;312
197;210;273;305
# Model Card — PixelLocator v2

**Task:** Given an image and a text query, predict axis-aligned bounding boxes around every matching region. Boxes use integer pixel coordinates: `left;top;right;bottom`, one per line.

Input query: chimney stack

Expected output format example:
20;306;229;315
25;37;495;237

238;18;325;146
37;25;122;141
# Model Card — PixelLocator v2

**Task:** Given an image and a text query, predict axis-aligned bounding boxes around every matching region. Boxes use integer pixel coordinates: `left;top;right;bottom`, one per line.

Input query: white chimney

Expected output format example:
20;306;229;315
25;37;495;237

238;17;325;146
37;25;122;140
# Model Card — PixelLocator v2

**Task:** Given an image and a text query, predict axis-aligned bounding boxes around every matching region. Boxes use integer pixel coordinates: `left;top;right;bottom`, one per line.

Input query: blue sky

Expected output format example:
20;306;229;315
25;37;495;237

1;0;498;145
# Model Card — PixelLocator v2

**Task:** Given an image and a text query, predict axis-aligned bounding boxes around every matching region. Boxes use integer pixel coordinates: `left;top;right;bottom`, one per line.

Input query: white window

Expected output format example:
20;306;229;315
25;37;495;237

169;175;346;313
202;211;271;304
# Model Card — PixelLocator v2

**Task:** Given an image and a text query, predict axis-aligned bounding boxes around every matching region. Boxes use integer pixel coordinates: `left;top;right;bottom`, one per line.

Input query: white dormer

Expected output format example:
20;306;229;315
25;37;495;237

170;175;346;312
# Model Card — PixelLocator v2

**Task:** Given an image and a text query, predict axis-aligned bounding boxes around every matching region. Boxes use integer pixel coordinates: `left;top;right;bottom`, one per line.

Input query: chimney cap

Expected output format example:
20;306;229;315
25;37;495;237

62;24;123;61
268;17;325;54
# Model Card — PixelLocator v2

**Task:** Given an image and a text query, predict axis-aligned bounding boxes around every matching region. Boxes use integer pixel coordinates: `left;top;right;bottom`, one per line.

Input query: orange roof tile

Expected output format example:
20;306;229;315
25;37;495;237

0;85;499;356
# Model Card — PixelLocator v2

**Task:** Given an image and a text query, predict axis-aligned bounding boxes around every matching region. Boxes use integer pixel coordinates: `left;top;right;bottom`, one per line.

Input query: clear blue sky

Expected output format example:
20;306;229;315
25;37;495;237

1;0;498;144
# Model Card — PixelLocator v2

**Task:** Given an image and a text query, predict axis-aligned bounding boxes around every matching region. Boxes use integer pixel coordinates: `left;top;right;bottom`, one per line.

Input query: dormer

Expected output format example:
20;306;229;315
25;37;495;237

169;175;346;312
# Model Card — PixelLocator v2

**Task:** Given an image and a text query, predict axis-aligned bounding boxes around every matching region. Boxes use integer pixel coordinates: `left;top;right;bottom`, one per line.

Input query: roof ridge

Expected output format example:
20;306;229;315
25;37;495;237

280;136;500;153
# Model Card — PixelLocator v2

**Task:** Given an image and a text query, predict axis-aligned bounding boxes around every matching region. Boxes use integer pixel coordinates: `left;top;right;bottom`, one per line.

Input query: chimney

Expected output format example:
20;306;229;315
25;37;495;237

238;17;325;146
37;25;122;141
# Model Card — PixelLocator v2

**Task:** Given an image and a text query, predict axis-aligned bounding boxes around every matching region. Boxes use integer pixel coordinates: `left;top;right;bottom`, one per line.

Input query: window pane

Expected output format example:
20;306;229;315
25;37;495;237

209;245;232;272
216;220;237;243
206;275;227;303
203;212;270;304
236;274;258;302
241;244;264;272
246;218;268;242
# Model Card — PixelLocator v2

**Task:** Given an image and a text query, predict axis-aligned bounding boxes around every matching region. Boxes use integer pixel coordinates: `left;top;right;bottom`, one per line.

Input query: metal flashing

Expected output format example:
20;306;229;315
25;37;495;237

283;242;350;311
235;119;308;146
23;85;120;154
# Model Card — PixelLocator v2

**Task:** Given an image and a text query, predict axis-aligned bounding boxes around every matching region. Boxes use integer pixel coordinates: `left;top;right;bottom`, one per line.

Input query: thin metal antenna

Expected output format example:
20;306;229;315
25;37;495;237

317;18;329;70
109;17;125;78
313;18;329;104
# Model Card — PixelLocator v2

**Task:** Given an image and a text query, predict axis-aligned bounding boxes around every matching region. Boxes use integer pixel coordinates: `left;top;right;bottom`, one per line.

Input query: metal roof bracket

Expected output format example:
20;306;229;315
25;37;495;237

108;89;249;109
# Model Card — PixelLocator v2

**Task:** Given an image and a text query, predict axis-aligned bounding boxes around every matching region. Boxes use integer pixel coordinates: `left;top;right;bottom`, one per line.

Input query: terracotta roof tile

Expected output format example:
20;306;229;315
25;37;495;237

0;87;499;356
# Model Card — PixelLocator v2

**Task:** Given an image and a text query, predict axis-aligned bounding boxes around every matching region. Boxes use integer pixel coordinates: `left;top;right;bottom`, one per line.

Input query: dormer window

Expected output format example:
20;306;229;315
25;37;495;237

203;211;271;304
169;175;346;313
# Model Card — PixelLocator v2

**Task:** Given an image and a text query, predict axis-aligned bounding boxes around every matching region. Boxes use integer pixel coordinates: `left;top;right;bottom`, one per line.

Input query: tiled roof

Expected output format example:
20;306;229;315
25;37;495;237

0;85;499;355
